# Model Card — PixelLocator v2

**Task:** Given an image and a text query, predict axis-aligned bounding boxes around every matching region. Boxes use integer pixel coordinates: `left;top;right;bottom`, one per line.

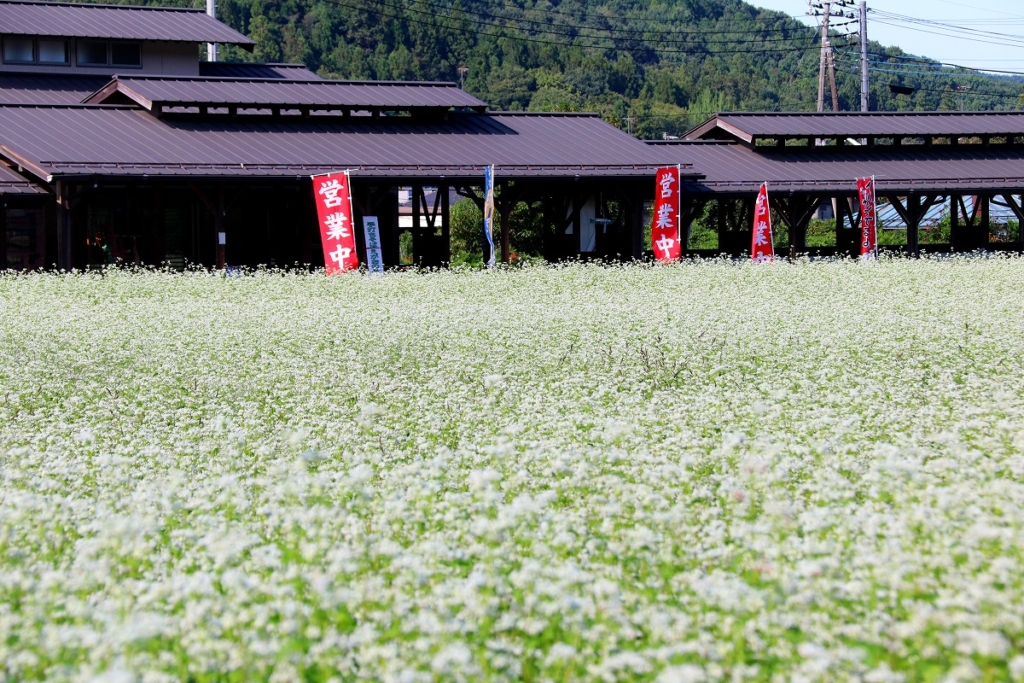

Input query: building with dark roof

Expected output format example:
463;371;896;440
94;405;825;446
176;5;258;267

655;111;1024;258
0;1;688;270
2;2;1024;270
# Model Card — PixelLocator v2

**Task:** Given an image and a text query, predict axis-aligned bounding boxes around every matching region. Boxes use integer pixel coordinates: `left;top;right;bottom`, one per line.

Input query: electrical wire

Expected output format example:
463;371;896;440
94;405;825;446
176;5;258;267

868;10;1024;50
401;0;819;40
354;0;831;47
871;8;1024;41
332;0;839;55
400;0;828;35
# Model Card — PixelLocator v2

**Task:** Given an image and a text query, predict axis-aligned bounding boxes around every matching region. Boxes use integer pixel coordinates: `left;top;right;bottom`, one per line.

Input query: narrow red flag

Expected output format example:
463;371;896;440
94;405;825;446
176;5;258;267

857;177;878;260
312;171;359;274
752;183;774;263
651;166;682;262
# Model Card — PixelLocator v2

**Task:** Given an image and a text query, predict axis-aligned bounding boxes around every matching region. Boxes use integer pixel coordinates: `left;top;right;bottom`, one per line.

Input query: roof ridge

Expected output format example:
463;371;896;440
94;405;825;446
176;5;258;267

487;111;600;118
115;75;463;88
0;0;206;12
717;110;1024;117
0;102;137;109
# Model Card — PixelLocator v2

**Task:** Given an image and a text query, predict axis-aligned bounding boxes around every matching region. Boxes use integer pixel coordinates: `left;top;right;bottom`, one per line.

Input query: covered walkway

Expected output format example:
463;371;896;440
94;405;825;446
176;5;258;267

660;111;1024;258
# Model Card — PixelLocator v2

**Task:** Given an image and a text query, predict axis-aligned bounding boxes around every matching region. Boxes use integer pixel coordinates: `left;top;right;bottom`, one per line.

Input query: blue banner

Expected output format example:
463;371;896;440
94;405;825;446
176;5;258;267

483;165;496;267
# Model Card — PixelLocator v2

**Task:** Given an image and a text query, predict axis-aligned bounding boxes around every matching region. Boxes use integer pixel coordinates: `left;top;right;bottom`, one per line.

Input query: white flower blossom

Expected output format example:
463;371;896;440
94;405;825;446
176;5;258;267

1;258;1023;680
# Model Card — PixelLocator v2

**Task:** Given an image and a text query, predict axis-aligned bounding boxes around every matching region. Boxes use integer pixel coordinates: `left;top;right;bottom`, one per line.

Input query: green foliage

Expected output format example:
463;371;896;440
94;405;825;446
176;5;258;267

807;219;837;248
449;195;546;265
450;198;484;262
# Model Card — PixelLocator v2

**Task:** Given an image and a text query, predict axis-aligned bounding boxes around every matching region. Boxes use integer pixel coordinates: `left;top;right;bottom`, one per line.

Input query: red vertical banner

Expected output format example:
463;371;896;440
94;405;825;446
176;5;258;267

752;183;774;263
857;177;878;260
312;171;359;275
651;166;682;262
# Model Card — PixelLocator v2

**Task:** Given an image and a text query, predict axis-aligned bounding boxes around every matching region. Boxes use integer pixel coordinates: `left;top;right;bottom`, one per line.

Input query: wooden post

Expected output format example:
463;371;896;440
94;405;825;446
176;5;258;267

570;193;582;258
55;180;72;270
411;184;422;266
717;200;727;256
500;182;511;264
440;183;450;266
950;194;961;252
155;182;166;266
631;194;644;260
980;195;990;250
835;197;848;257
907;202;920;258
215;187;226;269
0;200;6;269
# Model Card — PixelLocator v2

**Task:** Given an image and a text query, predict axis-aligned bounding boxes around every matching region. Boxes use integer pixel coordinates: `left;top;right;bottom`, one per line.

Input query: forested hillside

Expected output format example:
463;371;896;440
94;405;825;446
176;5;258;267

168;0;1024;136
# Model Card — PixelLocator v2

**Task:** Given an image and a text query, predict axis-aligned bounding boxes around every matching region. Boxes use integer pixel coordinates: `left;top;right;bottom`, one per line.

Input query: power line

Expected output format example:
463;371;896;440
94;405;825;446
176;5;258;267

424;0;823;40
415;0;827;35
927;0;1024;19
855;52;1024;77
868;10;1024;50
331;0;839;55
357;0;831;47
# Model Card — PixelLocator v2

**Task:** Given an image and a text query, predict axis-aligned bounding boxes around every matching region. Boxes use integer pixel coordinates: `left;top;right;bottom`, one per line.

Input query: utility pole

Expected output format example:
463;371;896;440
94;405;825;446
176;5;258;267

827;32;840;112
816;2;830;112
860;1;869;111
207;0;217;62
808;1;858;112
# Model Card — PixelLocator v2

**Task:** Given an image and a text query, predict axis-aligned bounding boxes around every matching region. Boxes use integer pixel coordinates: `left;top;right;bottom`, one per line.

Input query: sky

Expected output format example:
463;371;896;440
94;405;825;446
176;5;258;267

750;0;1024;73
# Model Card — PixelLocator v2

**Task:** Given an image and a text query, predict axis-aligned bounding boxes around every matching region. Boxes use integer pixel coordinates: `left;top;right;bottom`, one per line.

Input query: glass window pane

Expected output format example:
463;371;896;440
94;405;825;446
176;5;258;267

77;41;107;66
37;40;68;64
3;38;34;63
110;42;140;67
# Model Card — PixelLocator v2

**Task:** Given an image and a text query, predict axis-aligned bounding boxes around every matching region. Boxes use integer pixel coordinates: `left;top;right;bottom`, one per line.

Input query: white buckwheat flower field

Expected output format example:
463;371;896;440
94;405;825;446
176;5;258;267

2;257;1024;682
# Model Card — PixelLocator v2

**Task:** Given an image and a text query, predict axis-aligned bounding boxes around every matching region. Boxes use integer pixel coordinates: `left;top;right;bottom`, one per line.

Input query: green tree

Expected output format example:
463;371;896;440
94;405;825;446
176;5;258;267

248;14;282;63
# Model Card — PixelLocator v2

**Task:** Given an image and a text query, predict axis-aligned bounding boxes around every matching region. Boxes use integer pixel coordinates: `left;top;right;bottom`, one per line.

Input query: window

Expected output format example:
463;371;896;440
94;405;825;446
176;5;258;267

76;41;107;66
37;39;68;64
3;38;34;64
75;41;141;68
110;42;141;67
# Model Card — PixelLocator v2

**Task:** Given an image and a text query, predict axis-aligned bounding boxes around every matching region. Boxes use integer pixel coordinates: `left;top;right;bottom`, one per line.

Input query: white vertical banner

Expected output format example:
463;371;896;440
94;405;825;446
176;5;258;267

483;165;496;268
362;216;385;273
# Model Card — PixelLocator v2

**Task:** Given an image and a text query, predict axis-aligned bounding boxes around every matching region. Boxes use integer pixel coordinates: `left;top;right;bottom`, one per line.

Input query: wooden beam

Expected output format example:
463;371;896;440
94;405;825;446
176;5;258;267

456;185;484;211
773;195;821;258
187;181;218;217
1000;194;1024;252
884;194;939;258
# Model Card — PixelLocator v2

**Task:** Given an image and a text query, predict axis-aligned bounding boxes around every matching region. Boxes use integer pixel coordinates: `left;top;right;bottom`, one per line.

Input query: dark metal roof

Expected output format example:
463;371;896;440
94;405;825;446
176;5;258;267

686;111;1024;143
198;62;321;80
83;76;489;111
653;139;1024;193
0;73;108;104
0;105;689;181
0;0;255;47
0;161;47;194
